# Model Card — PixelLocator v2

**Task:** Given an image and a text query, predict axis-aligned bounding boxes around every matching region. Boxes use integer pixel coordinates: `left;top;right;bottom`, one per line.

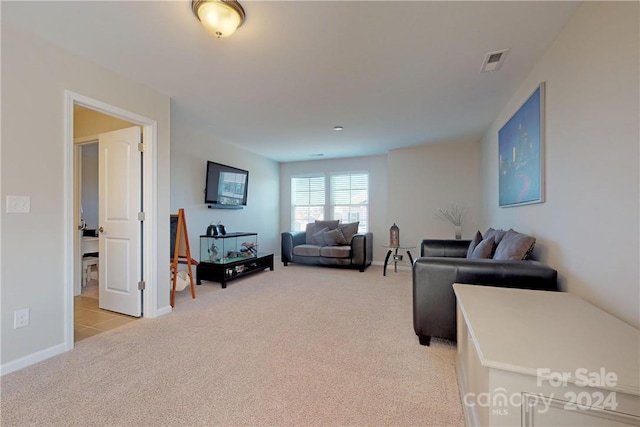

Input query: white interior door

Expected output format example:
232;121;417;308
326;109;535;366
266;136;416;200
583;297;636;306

98;126;142;317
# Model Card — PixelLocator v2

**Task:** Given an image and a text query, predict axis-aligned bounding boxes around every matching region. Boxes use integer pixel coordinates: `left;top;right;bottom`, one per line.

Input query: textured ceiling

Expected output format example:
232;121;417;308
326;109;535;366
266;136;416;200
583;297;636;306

2;1;581;162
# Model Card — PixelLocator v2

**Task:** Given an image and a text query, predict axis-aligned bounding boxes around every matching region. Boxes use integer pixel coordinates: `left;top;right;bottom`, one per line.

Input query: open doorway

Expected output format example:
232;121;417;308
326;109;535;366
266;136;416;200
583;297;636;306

78;141;98;298
73;108;140;341
65;91;159;350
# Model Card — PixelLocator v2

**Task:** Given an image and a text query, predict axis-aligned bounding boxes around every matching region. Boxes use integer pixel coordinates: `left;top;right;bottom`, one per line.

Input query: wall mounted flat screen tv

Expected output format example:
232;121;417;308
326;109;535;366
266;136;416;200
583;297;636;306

205;161;249;208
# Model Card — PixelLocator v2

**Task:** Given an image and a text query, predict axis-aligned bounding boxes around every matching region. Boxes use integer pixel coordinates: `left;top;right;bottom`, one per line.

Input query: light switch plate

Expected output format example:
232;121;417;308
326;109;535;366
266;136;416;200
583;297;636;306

6;195;30;213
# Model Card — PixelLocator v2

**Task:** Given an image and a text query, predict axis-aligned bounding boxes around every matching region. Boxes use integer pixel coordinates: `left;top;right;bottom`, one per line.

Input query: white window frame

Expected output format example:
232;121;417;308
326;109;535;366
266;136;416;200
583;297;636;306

329;171;369;232
290;174;326;231
290;171;369;232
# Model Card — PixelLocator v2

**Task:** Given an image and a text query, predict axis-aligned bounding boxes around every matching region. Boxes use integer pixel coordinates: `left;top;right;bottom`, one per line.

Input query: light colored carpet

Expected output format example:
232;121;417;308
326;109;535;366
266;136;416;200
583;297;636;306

1;263;464;426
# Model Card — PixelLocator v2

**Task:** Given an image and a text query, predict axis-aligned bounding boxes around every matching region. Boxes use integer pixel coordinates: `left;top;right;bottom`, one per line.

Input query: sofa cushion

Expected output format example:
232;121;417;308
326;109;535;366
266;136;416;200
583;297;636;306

293;244;322;257
305;223;316;244
339;221;359;242
470;236;495;259
320;245;351;258
323;228;348;246
493;229;536;260
311;227;328;246
466;230;483;258
316;220;340;230
484;228;507;245
305;220;340;244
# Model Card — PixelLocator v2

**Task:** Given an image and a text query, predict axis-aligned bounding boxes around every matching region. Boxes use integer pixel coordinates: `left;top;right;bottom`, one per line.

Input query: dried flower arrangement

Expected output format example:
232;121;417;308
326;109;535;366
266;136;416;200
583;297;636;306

435;204;467;226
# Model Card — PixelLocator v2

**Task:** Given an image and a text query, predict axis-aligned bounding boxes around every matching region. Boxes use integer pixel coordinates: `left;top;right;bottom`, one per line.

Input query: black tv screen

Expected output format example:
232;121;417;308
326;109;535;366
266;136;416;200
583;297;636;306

205;161;249;207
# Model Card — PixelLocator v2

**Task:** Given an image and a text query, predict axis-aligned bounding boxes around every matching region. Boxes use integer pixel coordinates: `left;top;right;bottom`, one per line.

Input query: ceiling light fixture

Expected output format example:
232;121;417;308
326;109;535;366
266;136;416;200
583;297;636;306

333;126;344;131
192;0;245;39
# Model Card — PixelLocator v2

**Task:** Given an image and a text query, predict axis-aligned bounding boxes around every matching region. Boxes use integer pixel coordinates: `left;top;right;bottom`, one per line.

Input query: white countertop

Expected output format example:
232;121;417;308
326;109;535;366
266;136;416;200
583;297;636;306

453;283;640;396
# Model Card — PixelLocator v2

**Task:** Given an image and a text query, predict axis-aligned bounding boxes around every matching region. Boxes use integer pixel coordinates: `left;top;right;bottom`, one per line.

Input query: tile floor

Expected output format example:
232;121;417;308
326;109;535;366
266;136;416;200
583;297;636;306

74;287;137;342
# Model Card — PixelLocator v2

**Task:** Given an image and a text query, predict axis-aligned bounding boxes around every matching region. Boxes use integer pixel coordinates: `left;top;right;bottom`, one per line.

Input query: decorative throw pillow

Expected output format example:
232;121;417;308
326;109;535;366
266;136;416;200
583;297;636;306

305;220;340;244
466;230;483;259
311;227;328;246
323;228;348;246
493;229;536;260
483;228;507;246
470;236;496;259
315;220;340;230
338;221;359;243
305;222;317;244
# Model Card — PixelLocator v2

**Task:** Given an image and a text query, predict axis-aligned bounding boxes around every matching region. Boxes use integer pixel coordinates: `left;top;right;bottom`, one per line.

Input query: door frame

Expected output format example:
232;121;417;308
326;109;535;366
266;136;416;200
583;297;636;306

64;90;159;350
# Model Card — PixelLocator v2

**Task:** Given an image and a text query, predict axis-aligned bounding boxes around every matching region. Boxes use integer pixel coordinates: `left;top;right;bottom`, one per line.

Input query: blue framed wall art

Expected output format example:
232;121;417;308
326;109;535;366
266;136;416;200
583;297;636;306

498;82;545;207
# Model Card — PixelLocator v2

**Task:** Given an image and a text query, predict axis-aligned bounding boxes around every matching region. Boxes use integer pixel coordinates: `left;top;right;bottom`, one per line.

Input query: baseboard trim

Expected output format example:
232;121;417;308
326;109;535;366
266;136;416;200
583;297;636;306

1;343;68;376
156;305;173;317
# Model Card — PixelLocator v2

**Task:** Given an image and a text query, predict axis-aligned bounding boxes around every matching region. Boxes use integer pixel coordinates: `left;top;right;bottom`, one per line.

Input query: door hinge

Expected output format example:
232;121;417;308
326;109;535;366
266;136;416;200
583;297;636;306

138;142;145;152
138;212;146;221
138;281;146;290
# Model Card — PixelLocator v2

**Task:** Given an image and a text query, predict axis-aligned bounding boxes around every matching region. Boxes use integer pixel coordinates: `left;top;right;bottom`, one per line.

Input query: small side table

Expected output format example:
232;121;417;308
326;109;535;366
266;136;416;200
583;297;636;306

382;245;415;276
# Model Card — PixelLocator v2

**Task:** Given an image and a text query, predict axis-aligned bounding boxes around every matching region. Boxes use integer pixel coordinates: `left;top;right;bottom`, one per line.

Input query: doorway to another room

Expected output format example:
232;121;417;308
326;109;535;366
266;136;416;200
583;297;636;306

65;90;159;353
72;105;142;341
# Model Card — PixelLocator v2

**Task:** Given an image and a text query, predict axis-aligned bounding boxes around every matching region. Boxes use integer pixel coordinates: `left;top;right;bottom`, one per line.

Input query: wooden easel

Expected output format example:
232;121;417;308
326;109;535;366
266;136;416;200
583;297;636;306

170;208;198;307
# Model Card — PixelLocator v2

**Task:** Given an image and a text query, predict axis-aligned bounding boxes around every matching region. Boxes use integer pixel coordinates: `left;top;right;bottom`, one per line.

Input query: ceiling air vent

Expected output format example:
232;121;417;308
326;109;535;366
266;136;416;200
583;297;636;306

480;49;509;73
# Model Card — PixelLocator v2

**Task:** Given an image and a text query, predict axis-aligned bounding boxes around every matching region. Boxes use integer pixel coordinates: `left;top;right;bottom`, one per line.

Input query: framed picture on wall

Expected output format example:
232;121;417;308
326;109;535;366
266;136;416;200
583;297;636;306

498;82;545;207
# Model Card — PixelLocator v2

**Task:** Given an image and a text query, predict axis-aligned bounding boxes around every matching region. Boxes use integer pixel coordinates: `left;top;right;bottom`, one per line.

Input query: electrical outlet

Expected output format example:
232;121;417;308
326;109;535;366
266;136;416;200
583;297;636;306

14;308;29;329
6;195;31;214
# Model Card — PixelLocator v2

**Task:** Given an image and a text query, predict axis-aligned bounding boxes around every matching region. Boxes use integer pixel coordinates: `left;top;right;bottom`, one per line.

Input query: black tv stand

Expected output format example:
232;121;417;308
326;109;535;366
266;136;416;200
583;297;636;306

197;253;273;288
196;233;272;288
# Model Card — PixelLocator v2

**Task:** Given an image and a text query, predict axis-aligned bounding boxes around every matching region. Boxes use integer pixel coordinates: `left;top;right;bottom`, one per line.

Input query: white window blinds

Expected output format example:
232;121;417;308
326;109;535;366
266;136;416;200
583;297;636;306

330;173;368;232
291;175;325;231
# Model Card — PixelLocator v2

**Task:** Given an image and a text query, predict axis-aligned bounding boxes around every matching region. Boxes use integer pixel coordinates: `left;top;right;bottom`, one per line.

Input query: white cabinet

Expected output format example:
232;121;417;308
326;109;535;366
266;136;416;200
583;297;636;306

81;236;98;255
453;284;640;426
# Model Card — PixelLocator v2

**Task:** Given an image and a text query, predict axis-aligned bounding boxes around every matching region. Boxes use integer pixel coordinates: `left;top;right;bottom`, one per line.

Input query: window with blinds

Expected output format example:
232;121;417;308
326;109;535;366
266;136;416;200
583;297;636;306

330;173;368;232
291;175;325;231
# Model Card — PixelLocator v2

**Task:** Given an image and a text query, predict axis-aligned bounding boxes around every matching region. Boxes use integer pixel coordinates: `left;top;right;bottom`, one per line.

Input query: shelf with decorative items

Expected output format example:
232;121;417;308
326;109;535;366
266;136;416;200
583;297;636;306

200;232;258;264
197;232;273;288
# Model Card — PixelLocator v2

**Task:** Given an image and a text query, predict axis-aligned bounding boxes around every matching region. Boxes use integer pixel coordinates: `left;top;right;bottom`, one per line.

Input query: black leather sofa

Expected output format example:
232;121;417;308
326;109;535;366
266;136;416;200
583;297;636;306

413;239;558;345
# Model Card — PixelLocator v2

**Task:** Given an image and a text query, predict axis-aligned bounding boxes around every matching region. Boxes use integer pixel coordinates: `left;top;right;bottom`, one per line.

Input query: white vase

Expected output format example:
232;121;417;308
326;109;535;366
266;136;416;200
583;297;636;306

454;226;462;240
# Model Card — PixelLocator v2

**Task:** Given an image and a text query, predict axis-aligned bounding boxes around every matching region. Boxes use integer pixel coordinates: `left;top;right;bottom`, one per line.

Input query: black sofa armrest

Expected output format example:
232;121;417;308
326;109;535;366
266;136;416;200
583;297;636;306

421;239;471;258
412;257;558;343
281;231;306;264
351;232;373;271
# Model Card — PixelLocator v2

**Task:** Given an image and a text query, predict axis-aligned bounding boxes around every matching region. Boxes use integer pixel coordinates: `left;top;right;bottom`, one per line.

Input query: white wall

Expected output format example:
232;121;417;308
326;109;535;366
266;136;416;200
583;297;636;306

280;156;388;262
170;107;280;264
1;23;172;368
279;145;480;264
388;140;481;247
479;2;639;328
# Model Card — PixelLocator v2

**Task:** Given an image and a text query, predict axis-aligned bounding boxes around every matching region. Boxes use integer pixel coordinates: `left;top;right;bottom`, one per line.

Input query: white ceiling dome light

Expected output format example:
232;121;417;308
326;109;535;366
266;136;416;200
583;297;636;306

192;0;245;38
